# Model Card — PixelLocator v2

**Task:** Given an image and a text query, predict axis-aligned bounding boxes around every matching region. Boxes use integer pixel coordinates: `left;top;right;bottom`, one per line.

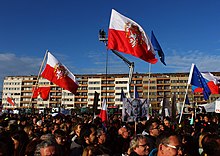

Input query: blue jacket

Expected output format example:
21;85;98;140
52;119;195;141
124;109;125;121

149;148;158;156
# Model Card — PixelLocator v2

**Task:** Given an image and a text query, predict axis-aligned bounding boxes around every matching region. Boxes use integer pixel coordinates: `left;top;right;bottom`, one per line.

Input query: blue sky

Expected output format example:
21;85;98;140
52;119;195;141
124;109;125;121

1;0;220;89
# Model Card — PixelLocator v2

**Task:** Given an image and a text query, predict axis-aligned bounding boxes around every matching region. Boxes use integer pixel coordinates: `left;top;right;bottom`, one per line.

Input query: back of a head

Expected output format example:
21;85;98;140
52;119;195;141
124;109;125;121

54;129;66;138
82;145;109;156
40;133;56;143
25;138;42;156
156;131;179;148
80;124;92;141
202;133;220;156
34;139;60;156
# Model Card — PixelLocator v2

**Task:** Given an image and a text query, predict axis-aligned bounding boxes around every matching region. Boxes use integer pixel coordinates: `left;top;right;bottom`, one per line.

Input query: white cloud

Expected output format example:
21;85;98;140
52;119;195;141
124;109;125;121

0;53;42;89
164;49;220;72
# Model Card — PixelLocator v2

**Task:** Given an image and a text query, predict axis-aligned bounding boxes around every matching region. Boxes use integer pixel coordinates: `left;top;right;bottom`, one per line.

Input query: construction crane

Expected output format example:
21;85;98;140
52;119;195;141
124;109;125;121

99;29;134;98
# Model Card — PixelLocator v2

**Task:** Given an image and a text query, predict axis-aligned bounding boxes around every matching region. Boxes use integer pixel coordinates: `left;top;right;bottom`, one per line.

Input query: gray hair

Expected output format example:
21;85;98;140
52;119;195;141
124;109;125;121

40;133;56;142
129;134;147;150
96;128;105;137
34;140;59;156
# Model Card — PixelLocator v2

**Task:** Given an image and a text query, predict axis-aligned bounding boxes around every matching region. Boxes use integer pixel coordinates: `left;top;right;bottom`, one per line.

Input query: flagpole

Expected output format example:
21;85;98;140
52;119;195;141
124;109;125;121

36;50;49;84
29;50;49;110
147;63;151;118
178;83;190;124
179;64;194;124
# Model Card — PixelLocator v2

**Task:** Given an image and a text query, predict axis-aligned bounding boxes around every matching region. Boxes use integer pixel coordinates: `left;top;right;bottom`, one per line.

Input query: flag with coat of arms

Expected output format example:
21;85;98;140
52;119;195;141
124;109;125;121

41;52;79;94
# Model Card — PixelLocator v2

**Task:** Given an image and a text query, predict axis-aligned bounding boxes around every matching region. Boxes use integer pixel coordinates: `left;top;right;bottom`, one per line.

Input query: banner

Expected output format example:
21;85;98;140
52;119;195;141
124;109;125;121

122;98;149;122
215;101;220;113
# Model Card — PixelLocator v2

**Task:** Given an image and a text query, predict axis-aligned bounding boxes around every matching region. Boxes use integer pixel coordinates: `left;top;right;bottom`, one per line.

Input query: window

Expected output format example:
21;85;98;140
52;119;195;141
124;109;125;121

115;81;127;84
136;80;142;84
89;81;100;84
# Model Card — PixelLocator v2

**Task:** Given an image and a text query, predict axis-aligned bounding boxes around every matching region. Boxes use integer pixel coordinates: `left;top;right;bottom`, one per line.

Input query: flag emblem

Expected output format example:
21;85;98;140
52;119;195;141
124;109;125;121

54;63;68;79
125;22;145;47
108;9;158;64
41;52;78;94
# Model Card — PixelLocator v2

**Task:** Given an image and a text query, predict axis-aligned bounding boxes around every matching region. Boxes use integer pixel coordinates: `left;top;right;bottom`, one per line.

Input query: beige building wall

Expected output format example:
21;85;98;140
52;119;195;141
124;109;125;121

2;73;220;110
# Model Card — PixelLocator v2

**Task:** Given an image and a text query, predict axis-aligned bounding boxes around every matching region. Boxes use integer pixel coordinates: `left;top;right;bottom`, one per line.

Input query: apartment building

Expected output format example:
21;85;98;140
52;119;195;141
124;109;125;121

2;72;220;110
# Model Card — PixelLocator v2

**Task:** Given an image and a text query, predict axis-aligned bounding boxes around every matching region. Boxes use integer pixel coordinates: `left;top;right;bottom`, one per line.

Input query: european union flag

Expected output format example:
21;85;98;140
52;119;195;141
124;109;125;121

151;31;166;66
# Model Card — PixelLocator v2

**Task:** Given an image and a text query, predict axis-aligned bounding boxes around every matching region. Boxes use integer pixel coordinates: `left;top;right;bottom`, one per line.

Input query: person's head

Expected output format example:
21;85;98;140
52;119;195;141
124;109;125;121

24;125;33;136
159;124;165;132
40;133;56;143
129;134;150;156
201;133;220;156
204;115;209;123
32;117;37;124
80;124;96;145
25;138;42;156
156;132;183;156
96;128;107;144
164;120;171;128
42;124;50;134
147;120;160;137
118;127;129;139
82;145;108;156
35;140;60;156
20;117;27;126
10;129;29;152
54;129;66;146
36;120;43;127
52;123;60;134
212;116;218;123
72;123;82;136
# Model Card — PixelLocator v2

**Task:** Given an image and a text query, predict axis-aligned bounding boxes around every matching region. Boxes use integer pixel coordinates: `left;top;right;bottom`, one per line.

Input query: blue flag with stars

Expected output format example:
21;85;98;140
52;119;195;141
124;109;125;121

151;31;166;66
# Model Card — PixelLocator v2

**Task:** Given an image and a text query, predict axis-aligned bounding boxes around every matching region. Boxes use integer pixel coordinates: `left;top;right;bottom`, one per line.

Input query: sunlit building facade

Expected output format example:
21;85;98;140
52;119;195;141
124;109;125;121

2;72;220;110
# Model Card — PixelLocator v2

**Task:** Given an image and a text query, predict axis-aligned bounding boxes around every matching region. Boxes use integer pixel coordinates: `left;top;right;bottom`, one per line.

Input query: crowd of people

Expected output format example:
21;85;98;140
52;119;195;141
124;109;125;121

0;111;219;156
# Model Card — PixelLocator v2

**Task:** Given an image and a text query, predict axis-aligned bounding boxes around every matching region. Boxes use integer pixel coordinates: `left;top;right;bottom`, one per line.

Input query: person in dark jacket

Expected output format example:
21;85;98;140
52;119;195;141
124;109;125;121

144;119;160;153
114;126;131;155
69;124;96;156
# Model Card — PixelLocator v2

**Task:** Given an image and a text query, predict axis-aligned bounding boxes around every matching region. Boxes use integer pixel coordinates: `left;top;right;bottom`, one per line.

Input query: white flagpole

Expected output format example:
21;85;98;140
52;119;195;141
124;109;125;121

147;63;151;118
178;84;190;124
178;64;194;124
36;50;49;83
29;50;49;108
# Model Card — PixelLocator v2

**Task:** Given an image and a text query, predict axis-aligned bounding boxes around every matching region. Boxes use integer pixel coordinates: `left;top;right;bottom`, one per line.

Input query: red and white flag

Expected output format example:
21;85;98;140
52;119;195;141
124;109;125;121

32;86;50;100
108;9;158;64
7;94;15;106
99;99;108;122
41;52;79;94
